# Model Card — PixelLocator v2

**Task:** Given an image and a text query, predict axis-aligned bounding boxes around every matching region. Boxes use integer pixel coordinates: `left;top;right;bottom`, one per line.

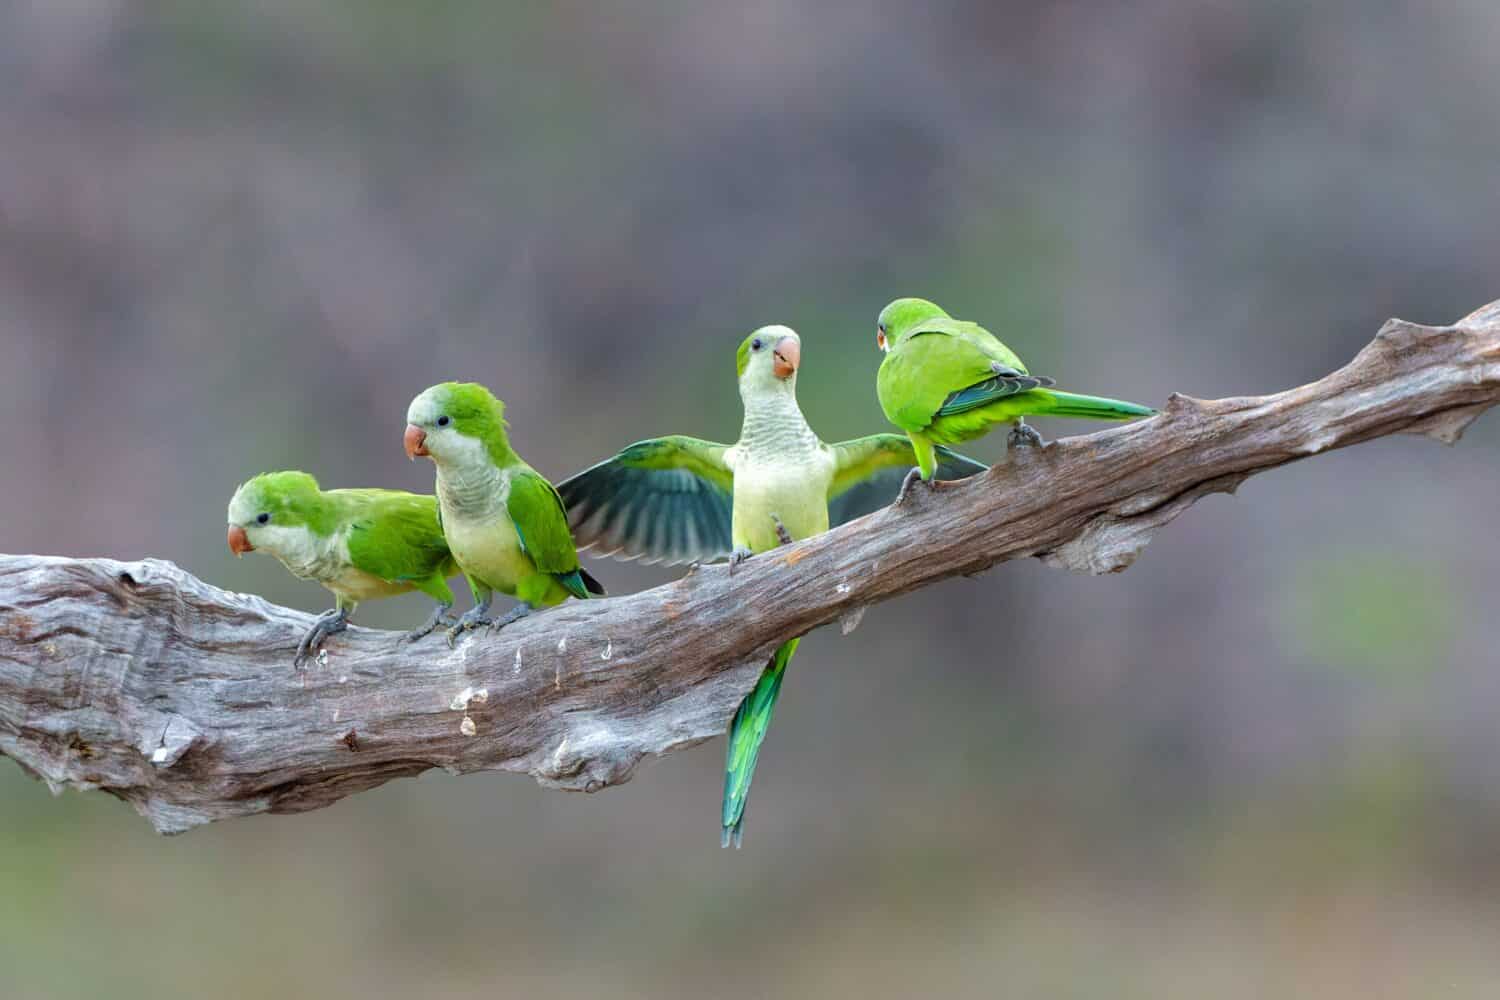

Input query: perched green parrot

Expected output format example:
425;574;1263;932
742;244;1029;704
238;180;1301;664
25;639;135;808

404;382;604;645
876;297;1156;500
226;471;460;667
557;326;986;846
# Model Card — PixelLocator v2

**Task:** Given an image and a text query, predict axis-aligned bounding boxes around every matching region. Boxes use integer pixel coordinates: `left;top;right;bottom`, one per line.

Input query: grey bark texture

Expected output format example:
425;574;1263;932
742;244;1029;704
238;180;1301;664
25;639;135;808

3;302;1498;834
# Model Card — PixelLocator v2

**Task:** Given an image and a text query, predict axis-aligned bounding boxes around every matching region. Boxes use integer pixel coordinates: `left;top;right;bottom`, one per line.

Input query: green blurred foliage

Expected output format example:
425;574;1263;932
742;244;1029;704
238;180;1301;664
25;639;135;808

1278;551;1459;676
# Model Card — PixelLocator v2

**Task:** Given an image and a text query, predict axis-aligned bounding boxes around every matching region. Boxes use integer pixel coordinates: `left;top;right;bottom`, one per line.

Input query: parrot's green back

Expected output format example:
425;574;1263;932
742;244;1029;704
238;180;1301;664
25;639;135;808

336;490;456;586
878;322;1019;433
927;316;1027;370
331;489;458;608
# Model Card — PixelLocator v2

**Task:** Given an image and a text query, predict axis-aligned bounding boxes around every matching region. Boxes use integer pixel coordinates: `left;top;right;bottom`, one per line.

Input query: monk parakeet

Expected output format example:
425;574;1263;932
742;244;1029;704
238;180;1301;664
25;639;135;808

226;471;460;667
876;297;1156;499
404;382;604;645
557;326;986;846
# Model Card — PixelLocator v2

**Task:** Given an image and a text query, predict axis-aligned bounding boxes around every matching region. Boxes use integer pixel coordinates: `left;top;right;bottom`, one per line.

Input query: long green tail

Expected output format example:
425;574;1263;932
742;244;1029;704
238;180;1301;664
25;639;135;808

1031;388;1156;420
722;638;798;848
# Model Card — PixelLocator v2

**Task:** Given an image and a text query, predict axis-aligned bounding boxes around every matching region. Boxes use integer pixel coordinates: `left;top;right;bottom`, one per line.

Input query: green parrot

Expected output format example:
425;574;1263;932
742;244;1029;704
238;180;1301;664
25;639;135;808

404;381;604;645
876;297;1157;500
556;326;986;846
226;471;460;667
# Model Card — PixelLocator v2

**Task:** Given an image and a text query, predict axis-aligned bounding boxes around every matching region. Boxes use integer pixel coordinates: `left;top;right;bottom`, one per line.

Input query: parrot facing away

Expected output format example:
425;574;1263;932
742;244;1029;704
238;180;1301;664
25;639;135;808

556;326;987;846
226;471;460;667
876;297;1156;500
405;382;604;645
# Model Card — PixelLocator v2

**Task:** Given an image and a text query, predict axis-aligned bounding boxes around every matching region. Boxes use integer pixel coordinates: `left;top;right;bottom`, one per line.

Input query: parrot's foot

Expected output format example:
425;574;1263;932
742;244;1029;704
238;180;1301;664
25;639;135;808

1008;421;1045;449
404;603;457;644
894;467;931;507
294;608;348;669
770;513;795;547
446;604;494;648
488;602;533;634
728;547;754;575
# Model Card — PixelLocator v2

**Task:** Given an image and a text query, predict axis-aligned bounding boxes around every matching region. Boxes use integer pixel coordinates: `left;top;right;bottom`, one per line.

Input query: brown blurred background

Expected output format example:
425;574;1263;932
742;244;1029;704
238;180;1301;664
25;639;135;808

4;3;1500;997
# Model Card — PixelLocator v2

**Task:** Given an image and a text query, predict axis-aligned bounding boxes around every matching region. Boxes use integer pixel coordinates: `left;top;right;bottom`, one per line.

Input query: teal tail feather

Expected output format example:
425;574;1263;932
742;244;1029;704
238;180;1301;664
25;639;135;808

556;567;607;599
1034;389;1156;421
721;638;798;848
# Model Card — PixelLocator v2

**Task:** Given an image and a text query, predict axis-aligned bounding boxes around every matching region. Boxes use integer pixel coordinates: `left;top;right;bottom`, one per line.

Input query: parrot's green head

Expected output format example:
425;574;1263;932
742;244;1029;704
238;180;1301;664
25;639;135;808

876;298;949;352
735;325;802;399
226;471;335;559
405;381;514;471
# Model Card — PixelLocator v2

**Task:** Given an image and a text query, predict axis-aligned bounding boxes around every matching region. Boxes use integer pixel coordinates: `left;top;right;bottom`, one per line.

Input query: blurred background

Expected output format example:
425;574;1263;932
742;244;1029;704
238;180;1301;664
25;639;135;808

3;2;1499;997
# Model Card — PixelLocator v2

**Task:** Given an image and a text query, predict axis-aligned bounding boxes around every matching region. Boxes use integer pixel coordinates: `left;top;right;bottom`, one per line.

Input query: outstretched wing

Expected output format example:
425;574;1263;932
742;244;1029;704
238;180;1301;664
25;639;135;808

826;435;988;525
343;491;453;583
556;436;735;566
506;469;590;598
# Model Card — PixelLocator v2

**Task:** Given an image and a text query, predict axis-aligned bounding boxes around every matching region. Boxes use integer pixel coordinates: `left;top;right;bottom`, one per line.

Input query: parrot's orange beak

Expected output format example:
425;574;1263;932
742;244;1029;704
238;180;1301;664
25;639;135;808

772;337;800;380
227;524;253;556
404;424;429;459
876;328;888;352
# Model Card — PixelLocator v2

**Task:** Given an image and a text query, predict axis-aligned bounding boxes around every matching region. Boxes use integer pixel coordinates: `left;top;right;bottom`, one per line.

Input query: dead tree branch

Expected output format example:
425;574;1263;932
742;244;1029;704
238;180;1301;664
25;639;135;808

2;302;1497;833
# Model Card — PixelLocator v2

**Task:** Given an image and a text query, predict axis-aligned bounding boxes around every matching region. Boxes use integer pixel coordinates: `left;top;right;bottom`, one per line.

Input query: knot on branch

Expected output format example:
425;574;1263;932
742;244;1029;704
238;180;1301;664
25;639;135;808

138;713;205;769
1163;392;1208;417
533;722;640;793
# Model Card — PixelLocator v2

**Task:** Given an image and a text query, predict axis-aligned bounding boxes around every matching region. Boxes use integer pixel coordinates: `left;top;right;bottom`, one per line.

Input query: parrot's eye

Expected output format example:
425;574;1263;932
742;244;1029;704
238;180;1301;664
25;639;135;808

751;338;763;351
256;512;270;525
437;416;450;427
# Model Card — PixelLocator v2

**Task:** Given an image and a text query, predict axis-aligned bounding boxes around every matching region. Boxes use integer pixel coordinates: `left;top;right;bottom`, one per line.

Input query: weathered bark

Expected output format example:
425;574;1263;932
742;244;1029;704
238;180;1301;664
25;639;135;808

2;302;1497;833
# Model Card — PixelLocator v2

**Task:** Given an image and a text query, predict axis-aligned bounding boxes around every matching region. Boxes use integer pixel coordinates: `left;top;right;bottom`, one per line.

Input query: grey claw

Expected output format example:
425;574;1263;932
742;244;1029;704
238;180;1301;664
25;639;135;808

404;605;457;644
295;609;347;669
487;602;534;634
728;548;754;576
770;514;794;547
894;467;929;507
445;613;493;648
1008;421;1045;449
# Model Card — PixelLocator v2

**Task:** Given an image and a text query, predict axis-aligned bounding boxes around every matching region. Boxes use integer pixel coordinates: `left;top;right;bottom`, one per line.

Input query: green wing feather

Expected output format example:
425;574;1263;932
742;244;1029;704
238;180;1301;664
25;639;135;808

505;470;592;599
340;490;455;587
936;371;1057;415
556;436;735;566
826;435;988;525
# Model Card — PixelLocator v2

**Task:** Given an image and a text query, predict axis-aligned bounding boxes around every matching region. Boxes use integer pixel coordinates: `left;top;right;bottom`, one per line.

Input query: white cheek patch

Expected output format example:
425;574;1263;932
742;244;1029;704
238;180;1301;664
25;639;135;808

249;523;322;563
431;429;492;469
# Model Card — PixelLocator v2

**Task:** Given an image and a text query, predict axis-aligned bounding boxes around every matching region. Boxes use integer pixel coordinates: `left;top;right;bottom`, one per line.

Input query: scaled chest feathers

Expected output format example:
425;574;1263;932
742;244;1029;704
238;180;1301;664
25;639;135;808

436;469;530;586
